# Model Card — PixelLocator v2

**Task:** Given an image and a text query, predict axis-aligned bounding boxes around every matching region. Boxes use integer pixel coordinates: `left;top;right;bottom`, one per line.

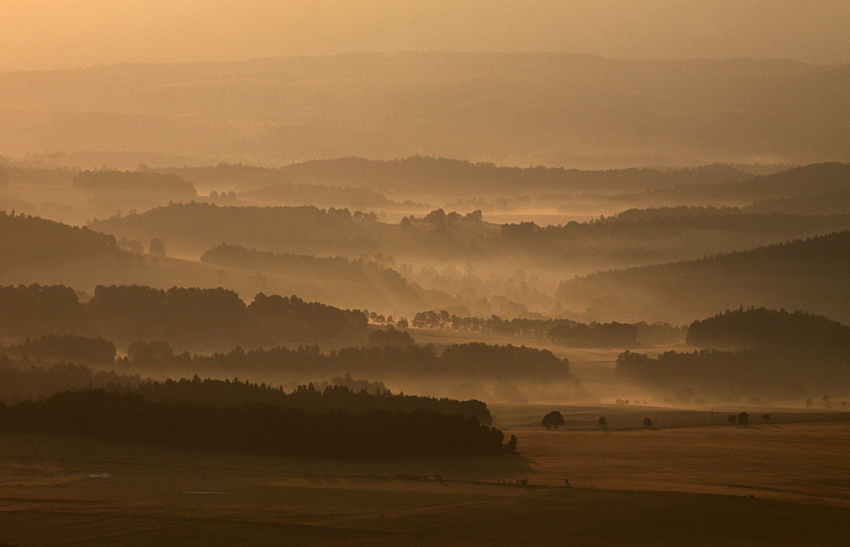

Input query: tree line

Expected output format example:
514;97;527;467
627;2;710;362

0;355;139;404
0;356;492;425
0;334;116;365
132;376;492;425
411;310;683;348
119;340;569;383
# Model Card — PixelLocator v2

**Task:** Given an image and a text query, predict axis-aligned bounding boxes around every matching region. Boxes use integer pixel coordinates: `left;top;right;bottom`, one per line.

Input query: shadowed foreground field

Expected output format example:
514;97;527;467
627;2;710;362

1;421;849;546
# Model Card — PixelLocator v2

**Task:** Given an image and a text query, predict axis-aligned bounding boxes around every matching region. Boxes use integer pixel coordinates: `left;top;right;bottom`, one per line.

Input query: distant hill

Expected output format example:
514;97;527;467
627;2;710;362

557;231;850;324
73;170;196;196
200;244;434;310
162;157;753;196
633;162;850;206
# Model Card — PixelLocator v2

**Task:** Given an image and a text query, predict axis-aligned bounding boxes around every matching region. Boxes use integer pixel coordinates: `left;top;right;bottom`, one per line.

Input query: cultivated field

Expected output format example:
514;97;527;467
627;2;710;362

1;418;848;546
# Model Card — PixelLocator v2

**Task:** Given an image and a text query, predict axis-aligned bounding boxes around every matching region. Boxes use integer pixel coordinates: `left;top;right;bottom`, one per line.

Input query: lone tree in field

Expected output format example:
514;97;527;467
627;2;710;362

541;410;565;430
761;414;771;424
737;412;749;426
598;416;608;430
642;417;653;428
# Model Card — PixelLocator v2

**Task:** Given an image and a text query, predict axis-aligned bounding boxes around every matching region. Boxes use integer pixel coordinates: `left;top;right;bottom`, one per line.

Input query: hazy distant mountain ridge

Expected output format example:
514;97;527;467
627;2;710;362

1;53;847;167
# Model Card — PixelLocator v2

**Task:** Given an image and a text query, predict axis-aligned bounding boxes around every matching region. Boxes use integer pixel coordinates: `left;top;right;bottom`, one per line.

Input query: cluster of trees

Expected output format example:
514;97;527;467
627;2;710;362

0;284;86;337
0;389;507;458
0;211;119;266
686;307;850;353
0;284;369;348
120;340;569;382
367;328;415;348
73;170;196;195
411;311;683;348
401;209;484;228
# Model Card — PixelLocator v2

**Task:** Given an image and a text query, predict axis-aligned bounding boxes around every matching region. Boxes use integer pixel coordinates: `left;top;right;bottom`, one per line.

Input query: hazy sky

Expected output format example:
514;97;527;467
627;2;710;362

1;1;849;71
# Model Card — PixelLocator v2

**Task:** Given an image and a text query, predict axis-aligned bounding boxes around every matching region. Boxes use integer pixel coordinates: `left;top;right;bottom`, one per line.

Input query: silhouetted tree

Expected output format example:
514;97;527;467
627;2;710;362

737;412;749;426
541;410;565;430
597;417;608;430
642;417;653;428
761;414;771;423
505;434;518;453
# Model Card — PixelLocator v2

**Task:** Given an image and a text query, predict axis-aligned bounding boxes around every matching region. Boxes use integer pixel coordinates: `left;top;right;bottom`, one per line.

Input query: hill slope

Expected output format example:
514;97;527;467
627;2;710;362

557;231;850;324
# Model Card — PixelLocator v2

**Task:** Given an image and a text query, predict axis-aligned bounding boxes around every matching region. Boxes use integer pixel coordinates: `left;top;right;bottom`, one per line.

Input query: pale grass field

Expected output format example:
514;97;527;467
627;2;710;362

1;419;849;546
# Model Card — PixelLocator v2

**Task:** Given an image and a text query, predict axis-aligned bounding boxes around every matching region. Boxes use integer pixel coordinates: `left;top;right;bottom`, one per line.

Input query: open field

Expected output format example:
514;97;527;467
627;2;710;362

1;420;848;546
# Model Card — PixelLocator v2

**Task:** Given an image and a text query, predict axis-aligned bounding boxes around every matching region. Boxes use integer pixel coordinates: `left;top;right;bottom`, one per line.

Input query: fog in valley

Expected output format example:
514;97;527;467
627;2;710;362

1;3;849;546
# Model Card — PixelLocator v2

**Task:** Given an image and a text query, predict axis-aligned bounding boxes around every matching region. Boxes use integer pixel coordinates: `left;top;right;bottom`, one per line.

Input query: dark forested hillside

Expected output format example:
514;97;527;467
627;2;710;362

686;307;850;353
615;347;849;401
134;377;492;425
557;231;850;324
0;211;120;266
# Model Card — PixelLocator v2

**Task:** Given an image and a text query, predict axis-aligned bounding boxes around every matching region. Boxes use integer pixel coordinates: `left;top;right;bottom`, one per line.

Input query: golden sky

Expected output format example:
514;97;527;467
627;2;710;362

1;1;848;71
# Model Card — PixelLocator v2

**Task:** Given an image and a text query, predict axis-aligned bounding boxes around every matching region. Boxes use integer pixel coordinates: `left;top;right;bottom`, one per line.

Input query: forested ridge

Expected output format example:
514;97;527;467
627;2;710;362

159;156;754;194
0;283;368;348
